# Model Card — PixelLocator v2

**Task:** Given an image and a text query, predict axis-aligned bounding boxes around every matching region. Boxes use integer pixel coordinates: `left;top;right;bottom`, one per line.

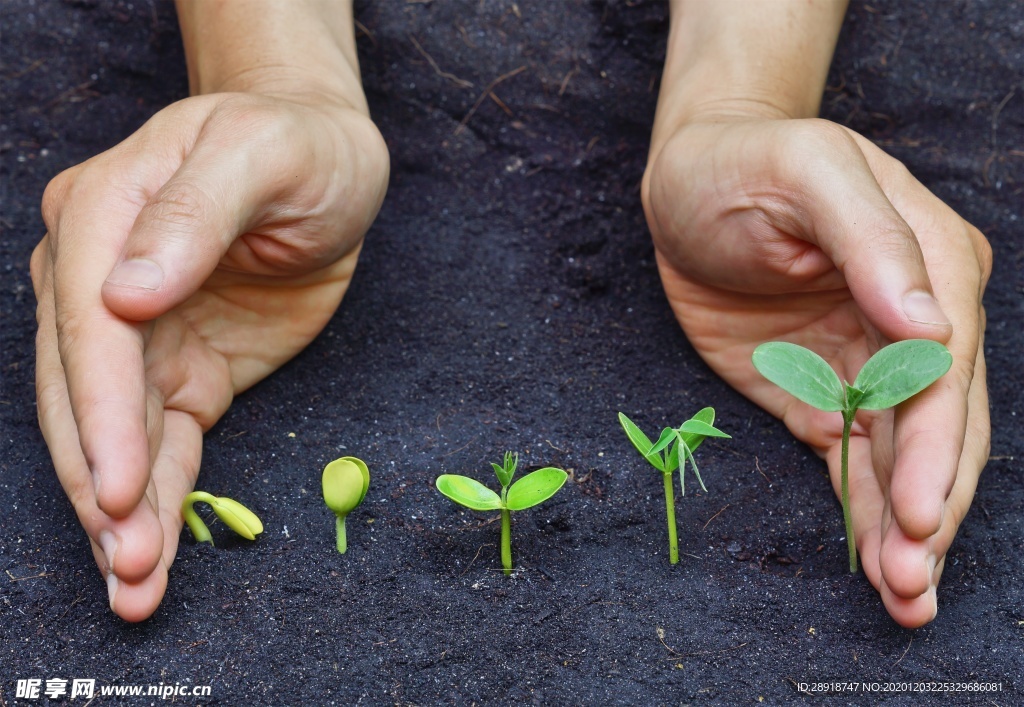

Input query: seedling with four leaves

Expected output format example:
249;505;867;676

618;408;731;564
752;339;952;572
436;452;567;575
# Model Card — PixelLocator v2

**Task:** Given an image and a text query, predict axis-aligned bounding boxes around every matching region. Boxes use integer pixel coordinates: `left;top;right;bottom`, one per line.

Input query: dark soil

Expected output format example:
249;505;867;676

2;0;1021;704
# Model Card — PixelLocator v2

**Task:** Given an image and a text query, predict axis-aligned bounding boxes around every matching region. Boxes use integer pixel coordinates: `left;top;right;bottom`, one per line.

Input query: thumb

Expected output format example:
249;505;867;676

101;126;287;321
797;124;953;343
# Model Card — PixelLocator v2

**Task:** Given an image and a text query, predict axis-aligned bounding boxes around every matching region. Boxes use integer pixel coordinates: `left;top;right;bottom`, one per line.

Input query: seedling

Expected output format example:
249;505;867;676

436;452;567;575
752;339;952;572
322;456;370;554
181;491;263;546
618;409;731;564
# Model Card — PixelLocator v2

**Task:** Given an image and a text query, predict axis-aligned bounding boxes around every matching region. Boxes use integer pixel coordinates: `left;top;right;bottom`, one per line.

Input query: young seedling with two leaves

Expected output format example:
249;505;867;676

323;457;370;554
181;491;264;546
436;452;567;575
618;408;731;565
752;339;952;573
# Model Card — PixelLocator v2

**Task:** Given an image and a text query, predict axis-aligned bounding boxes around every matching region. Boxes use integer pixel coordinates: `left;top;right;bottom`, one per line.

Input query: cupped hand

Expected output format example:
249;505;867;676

31;91;389;621
642;117;991;627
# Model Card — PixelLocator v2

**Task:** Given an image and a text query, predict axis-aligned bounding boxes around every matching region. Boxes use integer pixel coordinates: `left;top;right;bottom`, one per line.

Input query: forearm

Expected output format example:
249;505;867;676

175;0;367;112
651;0;848;153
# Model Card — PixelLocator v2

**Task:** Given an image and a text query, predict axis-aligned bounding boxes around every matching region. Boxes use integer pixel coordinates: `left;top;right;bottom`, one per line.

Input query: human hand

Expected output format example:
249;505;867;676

31;90;388;621
642;116;991;627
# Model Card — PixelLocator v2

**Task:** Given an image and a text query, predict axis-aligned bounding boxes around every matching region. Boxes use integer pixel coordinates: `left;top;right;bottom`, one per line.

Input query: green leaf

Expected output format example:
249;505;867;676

504;451;519;476
505;467;568;510
323;458;369;516
678;419;731;439
618;412;665;472
752;342;845;412
677;407;717;458
436;474;502;511
665;439;680;472
853;339;953;410
844;383;865;411
211;497;264;539
649;427;676;455
678;436;708;494
492;462;512;488
492;451;518;487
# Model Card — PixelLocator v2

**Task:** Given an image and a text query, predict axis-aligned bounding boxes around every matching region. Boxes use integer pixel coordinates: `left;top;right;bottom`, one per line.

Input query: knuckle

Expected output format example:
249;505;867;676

142;180;214;234
209;95;291;146
53;307;89;368
35;372;67;424
40;167;78;230
951;359;976;396
787;118;859;157
29;240;48;293
971;226;993;285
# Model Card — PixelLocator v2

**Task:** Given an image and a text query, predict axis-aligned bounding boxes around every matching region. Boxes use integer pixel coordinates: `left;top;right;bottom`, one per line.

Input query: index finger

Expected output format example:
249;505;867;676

45;167;153;518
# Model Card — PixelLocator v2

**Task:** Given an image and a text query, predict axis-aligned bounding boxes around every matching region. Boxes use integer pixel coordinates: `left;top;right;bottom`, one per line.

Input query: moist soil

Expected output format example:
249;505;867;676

1;1;1022;704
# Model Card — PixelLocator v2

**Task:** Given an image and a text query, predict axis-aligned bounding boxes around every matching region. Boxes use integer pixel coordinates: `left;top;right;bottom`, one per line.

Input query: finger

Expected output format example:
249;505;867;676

96;410;202;622
887;276;985;540
35;260;163;587
151;409;204;569
788;124;954;343
101;108;314;322
878;580;937;629
879;340;989;597
90;538;169;624
47;171;152;518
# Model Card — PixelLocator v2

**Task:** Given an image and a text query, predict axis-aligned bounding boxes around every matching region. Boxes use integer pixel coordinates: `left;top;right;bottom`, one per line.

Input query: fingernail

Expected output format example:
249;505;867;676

106;258;164;291
928;585;938;621
902;290;950;327
106;571;119;611
99;530;118;572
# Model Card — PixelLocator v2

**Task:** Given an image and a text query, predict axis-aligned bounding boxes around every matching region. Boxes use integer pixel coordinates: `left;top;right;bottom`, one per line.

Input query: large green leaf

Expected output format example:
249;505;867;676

752;342;845;412
505;467;568;510
853;339;952;410
618;412;665;472
435;474;503;511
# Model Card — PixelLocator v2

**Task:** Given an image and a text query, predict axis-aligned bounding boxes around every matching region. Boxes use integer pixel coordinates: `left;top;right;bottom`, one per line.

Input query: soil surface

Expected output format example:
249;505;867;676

2;0;1022;704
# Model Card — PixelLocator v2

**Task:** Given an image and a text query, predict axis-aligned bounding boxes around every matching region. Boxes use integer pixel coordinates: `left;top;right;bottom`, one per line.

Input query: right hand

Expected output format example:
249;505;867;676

31;91;389;621
643;116;991;627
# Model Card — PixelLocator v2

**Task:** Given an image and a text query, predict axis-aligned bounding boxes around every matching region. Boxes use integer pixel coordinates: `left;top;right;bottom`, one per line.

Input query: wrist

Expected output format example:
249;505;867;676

650;0;847;152
175;0;368;114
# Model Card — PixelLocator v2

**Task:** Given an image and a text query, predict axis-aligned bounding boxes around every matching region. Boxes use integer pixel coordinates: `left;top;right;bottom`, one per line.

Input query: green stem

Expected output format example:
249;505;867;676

841;410;857;573
500;508;512;575
336;514;347;554
664;471;679;565
182;491;218;545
